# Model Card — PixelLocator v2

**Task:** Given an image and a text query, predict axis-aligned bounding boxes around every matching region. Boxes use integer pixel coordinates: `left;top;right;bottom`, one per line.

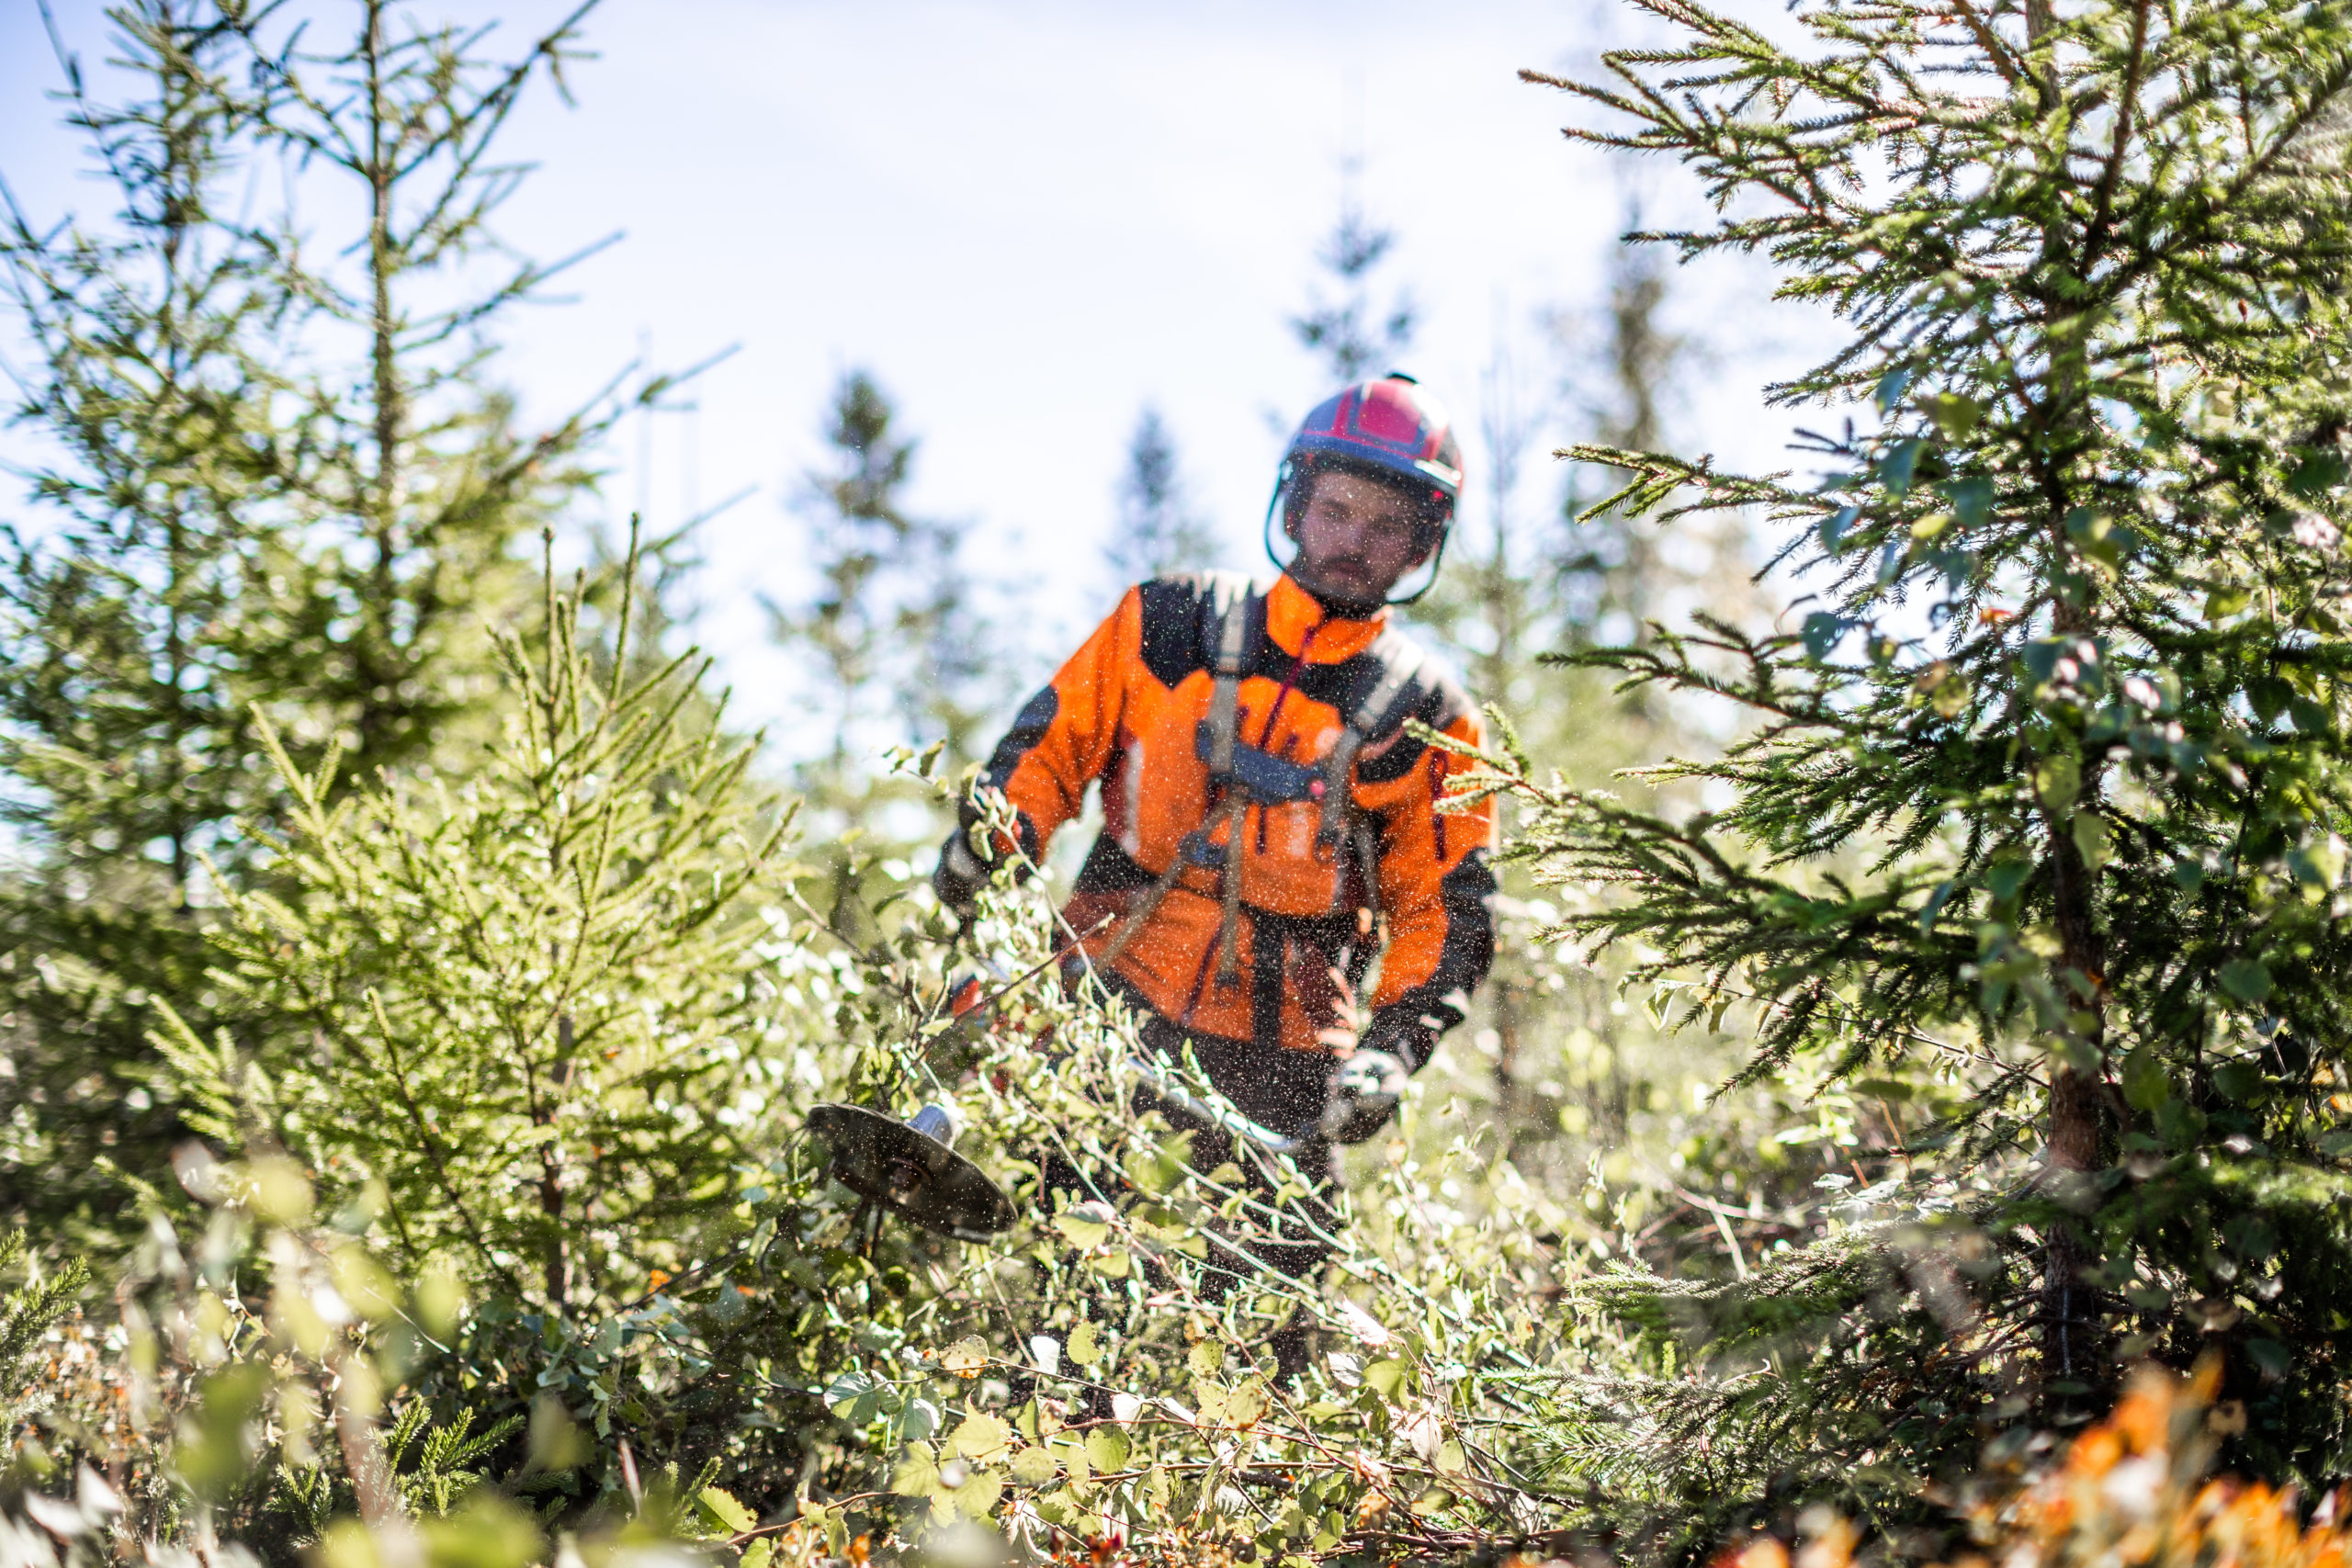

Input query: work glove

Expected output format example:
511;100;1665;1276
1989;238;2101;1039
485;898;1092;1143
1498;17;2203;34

933;829;989;919
1320;1024;1426;1144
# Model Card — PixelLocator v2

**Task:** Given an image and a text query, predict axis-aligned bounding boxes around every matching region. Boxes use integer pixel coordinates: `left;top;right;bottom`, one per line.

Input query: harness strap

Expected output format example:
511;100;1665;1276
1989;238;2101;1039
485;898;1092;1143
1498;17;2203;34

1317;637;1426;852
1213;794;1250;987
1204;587;1254;988
1089;834;1194;976
1098;584;1253;986
1353;817;1385;935
1102;588;1432;1002
1204;582;1250;778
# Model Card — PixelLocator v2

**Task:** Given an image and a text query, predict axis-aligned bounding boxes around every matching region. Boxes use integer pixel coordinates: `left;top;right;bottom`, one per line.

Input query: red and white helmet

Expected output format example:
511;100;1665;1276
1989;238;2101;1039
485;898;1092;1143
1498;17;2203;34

1268;372;1464;604
1282;372;1464;507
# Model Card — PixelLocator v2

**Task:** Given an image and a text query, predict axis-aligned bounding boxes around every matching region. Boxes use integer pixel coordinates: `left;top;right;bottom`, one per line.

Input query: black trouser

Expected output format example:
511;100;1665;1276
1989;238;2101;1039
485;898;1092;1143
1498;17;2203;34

1036;1014;1338;1382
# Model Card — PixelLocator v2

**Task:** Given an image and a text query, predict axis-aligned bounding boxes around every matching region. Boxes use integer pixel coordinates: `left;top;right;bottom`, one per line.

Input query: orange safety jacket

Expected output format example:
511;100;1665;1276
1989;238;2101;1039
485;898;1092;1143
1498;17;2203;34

960;570;1496;1063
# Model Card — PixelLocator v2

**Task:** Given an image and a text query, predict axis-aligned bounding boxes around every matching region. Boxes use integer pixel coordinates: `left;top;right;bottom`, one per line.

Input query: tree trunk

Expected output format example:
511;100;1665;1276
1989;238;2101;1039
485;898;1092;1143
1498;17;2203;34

2041;701;2108;1390
360;0;404;769
539;1004;574;1311
2026;0;2106;1395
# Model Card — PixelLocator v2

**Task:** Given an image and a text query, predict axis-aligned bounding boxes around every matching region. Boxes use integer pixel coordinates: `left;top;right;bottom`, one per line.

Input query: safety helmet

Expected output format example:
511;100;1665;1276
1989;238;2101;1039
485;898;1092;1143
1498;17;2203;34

1266;372;1464;605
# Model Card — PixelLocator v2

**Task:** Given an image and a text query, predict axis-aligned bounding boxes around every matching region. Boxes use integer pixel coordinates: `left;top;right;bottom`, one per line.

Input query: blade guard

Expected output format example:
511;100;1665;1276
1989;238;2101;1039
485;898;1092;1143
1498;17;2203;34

806;1102;1015;1242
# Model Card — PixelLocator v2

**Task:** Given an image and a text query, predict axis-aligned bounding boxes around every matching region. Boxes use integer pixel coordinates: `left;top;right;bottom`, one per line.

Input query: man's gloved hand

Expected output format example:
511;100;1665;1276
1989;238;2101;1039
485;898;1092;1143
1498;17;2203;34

1320;1036;1419;1144
933;829;989;919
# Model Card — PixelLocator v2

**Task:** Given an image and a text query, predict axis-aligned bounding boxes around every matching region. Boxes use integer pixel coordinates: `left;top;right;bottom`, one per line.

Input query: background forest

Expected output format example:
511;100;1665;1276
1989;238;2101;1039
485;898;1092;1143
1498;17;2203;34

1;3;2350;1568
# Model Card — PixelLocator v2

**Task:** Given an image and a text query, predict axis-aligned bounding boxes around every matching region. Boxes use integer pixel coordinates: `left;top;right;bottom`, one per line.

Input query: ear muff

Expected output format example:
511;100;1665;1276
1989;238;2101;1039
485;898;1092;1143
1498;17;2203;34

1263;458;1453;607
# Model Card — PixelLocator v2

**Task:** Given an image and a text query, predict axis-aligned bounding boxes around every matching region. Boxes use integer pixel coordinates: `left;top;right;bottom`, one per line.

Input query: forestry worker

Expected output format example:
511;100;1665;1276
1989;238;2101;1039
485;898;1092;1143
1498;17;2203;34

933;373;1498;1365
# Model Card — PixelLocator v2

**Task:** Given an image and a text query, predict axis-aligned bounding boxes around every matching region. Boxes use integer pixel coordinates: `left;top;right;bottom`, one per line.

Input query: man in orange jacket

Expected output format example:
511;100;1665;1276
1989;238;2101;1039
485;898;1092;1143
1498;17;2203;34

935;373;1496;1315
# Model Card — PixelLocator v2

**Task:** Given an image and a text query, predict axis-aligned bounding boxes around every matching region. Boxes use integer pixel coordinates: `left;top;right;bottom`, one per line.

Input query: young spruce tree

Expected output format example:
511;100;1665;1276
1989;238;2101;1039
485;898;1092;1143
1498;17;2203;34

1102;405;1217;591
160;531;786;1319
769;370;997;868
1291;182;1415;384
1498;0;2352;1542
0;0;622;1237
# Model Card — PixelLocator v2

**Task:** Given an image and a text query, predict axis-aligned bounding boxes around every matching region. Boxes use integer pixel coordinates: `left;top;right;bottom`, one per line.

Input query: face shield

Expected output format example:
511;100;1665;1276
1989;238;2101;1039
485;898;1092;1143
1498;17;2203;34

1262;456;1453;608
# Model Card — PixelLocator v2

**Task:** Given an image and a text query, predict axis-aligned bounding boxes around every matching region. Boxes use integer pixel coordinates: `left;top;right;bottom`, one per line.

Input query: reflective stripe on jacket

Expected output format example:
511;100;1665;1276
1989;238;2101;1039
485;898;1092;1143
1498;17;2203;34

965;570;1497;1058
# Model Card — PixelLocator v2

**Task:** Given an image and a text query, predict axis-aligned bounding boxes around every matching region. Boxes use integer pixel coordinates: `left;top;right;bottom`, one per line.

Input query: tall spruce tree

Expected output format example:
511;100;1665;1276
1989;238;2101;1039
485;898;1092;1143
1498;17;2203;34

1389;242;1758;1146
1499;0;2352;1542
0;2;269;907
1291;184;1415;384
1102;404;1216;590
0;0;618;1238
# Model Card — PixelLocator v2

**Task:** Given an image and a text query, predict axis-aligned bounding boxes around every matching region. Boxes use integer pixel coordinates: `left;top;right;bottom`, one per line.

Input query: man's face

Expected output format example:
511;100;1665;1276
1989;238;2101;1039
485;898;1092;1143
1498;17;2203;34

1287;468;1437;606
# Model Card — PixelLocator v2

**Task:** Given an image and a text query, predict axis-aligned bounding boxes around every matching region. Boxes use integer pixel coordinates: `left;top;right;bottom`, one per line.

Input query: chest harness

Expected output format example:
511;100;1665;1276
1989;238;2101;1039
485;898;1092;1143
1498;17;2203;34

1092;583;1426;991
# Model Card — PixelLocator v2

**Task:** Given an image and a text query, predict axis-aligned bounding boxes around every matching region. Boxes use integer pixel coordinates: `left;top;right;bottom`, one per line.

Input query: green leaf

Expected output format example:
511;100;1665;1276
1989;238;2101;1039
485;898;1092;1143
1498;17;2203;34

891;1445;941;1499
1945;476;1994;529
822;1370;874;1416
1010;1447;1057;1485
2032;754;2080;815
2212;1061;2265;1103
952;1412;1010;1462
2288;448;2346;497
1876;438;1924;495
2207;585;2254;621
1053;1210;1109;1249
940;1336;989;1378
2120;1048;2171;1113
1053;1434;1092;1488
1083;1426;1128;1472
418;1495;544;1568
1125;1139;1190;1196
2218;959;2272;1003
2064;508;2117;567
1187;1341;1224;1378
1802;613;1846;660
1922;664;1970;717
2156;1100;2209;1146
1066;1321;1103;1368
2072;811;2111;872
949;1469;1003;1521
1363;1359;1408;1400
1218;1377;1268;1428
2287;838;2345;892
1922;392;1982;441
695;1487;756;1536
1916;880;1959;937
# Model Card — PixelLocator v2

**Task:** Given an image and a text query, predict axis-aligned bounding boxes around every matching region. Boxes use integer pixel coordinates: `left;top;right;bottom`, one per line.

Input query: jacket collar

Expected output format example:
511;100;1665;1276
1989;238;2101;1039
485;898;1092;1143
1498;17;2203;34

1266;572;1385;664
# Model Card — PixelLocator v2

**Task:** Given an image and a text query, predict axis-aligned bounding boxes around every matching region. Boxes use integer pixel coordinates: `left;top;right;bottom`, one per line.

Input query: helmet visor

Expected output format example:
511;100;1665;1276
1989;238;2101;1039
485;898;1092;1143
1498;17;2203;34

1264;457;1453;607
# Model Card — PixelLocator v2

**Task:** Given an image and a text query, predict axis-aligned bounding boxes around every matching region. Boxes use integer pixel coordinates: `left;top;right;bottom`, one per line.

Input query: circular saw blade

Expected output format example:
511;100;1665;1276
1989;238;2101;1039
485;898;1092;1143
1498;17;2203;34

806;1103;1015;1242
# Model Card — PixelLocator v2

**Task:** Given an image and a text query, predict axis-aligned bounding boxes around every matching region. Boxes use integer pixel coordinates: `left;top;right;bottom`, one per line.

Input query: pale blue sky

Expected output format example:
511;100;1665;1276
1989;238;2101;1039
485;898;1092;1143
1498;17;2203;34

2;0;1824;736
